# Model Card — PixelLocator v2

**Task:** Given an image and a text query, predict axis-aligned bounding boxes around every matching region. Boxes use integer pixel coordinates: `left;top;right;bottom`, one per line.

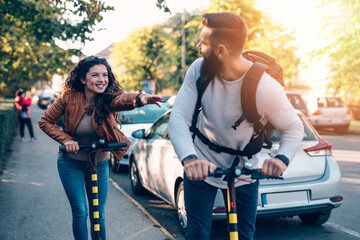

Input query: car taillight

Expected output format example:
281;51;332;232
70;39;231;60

312;109;322;116
213;207;226;213
330;196;343;202
304;138;332;156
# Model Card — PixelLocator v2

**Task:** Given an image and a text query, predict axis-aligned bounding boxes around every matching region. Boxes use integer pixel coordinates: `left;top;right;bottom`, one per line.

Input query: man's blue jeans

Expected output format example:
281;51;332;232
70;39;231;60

184;174;259;240
57;154;109;240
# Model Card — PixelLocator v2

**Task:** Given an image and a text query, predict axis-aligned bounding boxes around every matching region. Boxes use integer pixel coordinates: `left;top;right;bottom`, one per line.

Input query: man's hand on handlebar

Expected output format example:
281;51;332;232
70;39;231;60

183;159;217;181
261;158;287;177
63;140;79;153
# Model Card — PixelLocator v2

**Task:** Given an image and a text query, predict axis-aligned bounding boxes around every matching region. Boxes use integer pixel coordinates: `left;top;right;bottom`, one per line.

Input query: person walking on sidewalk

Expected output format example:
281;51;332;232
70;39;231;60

168;12;304;240
39;56;163;240
14;89;36;142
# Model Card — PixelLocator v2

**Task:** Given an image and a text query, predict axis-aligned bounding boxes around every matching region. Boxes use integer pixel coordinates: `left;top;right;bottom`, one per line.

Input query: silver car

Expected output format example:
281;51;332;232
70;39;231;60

307;97;352;133
109;103;170;172
128;110;343;234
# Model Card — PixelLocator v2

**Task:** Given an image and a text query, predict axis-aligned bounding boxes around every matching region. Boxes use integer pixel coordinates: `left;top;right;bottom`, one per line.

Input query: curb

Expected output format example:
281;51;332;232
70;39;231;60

109;177;175;240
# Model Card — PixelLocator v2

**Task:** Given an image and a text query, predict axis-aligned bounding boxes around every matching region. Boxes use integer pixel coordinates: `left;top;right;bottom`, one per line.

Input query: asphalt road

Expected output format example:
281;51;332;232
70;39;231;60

110;131;360;240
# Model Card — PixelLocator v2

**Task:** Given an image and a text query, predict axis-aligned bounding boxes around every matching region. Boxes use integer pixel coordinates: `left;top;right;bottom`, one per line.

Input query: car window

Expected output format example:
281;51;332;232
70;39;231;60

326;98;343;107
118;104;170;124
268;114;317;142
317;98;327;108
287;94;306;109
147;113;170;139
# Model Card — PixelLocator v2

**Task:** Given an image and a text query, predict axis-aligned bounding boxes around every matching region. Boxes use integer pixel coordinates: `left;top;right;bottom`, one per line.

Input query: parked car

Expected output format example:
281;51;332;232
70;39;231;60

37;89;56;109
109;103;170;172
286;92;310;117
307;96;352;133
164;95;176;108
129;110;343;234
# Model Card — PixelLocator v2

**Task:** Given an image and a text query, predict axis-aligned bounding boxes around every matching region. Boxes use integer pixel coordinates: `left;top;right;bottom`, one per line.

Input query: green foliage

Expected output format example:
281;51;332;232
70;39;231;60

156;0;171;14
0;99;17;164
317;0;360;104
111;0;300;93
0;0;113;97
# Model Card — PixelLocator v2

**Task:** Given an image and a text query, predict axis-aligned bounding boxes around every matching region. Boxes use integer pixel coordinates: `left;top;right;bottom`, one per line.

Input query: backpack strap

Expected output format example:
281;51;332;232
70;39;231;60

190;74;212;139
241;62;268;123
190;125;255;158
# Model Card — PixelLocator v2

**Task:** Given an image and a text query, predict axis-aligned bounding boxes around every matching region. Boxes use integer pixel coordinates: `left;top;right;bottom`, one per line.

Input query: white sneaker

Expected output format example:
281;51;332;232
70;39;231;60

31;138;37;142
21;138;26;142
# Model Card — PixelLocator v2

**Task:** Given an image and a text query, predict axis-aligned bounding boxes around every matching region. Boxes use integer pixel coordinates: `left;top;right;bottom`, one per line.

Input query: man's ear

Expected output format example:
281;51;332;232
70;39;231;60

216;44;227;59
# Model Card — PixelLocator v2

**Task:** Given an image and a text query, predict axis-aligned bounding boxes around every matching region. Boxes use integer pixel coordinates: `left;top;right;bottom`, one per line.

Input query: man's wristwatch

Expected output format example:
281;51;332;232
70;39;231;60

182;154;197;166
275;154;289;166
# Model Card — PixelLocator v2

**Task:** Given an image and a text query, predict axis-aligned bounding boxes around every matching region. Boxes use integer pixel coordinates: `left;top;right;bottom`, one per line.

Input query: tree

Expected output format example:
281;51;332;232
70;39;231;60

317;0;360;104
0;0;113;97
111;0;300;93
111;26;165;92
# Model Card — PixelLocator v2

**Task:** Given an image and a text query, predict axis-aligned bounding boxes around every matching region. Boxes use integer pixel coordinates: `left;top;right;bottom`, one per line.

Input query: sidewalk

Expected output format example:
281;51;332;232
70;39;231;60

0;105;169;240
349;120;360;135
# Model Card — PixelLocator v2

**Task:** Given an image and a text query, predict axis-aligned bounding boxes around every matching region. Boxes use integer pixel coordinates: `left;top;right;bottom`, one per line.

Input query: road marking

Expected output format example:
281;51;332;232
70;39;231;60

332;149;360;163
326;222;360;239
341;177;360;185
109;177;174;239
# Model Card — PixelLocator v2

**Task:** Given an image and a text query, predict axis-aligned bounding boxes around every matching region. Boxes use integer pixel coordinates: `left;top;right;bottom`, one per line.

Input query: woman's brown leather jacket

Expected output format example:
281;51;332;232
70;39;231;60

39;91;141;160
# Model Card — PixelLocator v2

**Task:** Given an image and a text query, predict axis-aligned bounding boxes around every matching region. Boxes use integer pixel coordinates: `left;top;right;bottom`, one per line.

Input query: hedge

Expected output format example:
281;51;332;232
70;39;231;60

0;99;18;165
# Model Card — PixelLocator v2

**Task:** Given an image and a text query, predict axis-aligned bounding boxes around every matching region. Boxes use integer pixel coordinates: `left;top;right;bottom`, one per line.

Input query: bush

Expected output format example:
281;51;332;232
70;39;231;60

0;99;18;165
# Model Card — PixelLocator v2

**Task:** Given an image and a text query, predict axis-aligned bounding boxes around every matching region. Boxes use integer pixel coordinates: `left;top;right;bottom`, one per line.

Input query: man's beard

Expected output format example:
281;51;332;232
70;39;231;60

200;51;222;79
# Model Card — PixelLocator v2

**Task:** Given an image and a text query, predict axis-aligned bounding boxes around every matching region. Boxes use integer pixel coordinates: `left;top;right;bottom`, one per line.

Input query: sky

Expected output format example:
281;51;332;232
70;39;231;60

80;0;210;55
80;0;324;57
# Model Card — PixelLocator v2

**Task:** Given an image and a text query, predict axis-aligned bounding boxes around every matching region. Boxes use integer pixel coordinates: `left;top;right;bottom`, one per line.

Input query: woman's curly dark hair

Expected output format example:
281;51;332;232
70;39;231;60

62;56;124;125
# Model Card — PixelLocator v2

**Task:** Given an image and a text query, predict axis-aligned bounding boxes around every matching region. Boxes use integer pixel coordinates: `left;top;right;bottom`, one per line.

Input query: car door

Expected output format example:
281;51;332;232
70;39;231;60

144;114;171;195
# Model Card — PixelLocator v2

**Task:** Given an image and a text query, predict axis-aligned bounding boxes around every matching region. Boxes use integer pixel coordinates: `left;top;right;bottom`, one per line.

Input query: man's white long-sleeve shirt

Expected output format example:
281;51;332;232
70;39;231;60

168;58;304;188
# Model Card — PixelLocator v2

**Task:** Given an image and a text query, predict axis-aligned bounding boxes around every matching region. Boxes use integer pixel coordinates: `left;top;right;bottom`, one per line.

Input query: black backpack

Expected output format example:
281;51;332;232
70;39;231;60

189;51;284;159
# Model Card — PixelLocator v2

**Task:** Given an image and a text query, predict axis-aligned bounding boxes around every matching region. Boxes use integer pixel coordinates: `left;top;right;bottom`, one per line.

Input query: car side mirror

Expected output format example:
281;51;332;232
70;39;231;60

132;129;145;139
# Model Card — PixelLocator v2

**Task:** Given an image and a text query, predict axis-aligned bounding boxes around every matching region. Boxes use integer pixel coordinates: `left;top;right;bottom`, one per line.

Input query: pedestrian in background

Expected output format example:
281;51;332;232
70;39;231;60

14;89;36;142
39;56;163;240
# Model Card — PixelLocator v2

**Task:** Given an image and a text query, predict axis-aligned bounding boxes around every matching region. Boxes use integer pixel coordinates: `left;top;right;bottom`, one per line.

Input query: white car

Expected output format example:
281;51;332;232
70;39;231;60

307;97;352;133
128;110;343;234
109;103;170;172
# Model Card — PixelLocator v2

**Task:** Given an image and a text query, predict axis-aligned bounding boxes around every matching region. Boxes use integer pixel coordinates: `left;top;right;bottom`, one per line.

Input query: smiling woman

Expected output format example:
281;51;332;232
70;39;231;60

38;55;164;240
81;64;109;100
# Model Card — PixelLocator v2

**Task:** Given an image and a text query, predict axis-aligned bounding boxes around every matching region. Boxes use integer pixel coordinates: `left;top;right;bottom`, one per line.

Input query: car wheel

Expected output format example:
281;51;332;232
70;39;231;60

130;160;146;195
109;153;120;173
176;182;187;235
299;210;332;225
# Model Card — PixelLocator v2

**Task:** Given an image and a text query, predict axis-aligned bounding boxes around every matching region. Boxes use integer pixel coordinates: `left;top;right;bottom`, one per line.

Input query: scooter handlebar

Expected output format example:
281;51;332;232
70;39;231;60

208;167;283;180
59;141;127;152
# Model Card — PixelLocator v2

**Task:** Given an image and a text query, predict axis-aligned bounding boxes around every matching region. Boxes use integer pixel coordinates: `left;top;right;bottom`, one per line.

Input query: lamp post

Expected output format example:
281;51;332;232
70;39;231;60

181;10;186;81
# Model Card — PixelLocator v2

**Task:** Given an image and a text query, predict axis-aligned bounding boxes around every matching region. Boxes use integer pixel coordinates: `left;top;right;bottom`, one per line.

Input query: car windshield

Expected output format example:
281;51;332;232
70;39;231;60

268;114;317;142
317;97;344;108
118;104;170;124
287;94;306;109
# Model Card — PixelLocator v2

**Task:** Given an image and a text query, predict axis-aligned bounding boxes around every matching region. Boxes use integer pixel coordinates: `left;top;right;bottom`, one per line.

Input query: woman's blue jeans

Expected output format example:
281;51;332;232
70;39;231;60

184;174;259;240
57;154;109;240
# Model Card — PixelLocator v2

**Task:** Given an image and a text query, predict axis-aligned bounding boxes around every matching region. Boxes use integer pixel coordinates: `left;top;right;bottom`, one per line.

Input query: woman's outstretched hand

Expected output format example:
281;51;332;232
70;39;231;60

140;94;164;107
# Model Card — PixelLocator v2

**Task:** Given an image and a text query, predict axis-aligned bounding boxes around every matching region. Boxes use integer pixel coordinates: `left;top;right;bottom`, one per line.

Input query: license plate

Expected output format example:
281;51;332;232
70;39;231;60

261;191;309;207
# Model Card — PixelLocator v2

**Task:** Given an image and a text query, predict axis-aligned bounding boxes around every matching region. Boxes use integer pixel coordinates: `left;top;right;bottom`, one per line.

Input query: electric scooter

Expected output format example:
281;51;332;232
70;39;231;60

209;161;283;240
59;139;127;240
